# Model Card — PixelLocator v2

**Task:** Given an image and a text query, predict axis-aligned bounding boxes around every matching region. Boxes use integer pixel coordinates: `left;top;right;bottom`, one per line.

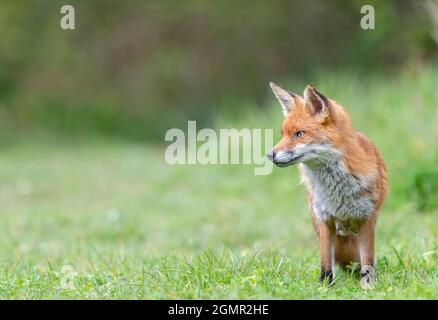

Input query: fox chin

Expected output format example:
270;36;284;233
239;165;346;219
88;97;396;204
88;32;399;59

267;82;387;289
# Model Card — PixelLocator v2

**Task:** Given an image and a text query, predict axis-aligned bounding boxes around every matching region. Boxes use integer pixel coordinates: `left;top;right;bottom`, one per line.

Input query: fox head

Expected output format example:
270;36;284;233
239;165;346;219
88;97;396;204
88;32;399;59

267;82;346;167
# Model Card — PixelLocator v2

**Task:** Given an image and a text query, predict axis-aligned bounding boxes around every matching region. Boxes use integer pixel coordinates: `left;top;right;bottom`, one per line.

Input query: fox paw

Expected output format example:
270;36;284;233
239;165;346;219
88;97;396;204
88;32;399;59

319;270;334;285
360;265;376;290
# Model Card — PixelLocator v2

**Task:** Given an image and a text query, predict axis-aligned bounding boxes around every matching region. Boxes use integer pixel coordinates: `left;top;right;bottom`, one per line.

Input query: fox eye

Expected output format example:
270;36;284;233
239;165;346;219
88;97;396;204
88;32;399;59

294;131;305;138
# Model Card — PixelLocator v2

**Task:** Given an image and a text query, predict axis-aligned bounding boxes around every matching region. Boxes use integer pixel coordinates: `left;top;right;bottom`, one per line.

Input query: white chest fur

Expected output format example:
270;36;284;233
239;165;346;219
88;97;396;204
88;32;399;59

299;161;375;224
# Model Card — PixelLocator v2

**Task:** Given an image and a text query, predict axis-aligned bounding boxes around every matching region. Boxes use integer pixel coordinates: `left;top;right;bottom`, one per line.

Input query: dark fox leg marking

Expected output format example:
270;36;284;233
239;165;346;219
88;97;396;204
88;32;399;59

319;269;334;284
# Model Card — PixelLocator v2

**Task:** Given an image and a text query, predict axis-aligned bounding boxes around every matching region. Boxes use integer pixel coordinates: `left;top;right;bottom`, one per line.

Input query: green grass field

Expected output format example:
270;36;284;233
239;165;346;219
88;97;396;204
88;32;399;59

0;67;437;299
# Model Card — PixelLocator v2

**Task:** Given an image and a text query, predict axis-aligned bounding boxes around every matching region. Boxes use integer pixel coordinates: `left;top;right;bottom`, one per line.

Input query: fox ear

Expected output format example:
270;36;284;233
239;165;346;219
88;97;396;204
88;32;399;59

304;85;330;119
269;82;298;117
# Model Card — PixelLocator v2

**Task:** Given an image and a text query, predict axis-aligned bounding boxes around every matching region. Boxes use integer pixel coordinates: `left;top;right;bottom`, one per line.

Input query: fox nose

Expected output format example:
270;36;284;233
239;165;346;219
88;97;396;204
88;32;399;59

267;149;276;161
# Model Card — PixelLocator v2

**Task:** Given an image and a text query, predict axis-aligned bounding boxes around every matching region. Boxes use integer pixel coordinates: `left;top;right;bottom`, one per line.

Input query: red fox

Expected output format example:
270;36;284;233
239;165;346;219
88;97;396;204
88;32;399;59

267;83;387;289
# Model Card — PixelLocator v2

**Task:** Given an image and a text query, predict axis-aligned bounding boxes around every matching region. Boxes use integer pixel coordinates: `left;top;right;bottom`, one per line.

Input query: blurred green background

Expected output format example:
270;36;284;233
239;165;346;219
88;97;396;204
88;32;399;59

0;0;438;298
0;0;436;142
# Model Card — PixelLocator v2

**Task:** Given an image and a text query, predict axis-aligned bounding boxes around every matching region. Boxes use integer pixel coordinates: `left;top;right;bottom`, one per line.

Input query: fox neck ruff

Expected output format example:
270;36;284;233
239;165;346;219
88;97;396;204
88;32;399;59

299;154;376;226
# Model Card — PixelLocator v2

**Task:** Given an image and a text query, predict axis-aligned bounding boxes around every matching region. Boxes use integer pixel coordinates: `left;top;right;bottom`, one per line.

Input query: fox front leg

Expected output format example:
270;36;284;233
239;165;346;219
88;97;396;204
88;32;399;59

318;221;336;284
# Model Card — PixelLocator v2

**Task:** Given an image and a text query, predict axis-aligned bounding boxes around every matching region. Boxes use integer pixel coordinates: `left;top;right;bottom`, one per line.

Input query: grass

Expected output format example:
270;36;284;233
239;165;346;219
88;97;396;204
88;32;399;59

0;65;438;299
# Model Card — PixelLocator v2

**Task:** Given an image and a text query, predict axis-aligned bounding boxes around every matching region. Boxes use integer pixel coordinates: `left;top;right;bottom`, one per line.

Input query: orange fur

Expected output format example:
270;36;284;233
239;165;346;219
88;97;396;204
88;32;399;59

270;84;387;287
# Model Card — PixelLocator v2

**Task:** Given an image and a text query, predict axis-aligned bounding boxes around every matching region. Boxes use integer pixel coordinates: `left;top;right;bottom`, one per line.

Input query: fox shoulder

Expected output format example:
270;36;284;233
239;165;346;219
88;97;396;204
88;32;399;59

356;131;388;204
